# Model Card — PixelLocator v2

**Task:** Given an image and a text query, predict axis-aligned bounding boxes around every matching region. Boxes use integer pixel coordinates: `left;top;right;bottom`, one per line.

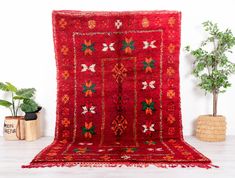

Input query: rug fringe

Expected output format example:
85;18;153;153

22;162;219;169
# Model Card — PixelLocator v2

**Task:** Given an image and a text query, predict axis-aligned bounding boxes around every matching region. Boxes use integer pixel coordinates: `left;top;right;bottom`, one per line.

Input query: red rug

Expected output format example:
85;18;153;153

23;10;214;168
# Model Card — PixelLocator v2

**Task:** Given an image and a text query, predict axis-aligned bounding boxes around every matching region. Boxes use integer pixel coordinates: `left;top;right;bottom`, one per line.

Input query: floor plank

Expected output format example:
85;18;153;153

0;136;234;178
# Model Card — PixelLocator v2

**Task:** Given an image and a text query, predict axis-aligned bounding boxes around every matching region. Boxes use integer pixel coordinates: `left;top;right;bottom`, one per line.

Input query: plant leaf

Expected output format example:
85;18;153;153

16;88;36;99
20;99;38;112
13;96;26;100
0;82;10;91
5;82;17;92
0;99;12;108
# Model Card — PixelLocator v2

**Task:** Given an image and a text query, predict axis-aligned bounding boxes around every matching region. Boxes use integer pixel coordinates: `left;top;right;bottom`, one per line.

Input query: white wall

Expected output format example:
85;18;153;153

0;0;235;136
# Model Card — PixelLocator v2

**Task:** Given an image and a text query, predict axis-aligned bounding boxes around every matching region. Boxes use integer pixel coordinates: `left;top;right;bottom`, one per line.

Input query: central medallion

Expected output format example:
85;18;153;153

111;63;128;138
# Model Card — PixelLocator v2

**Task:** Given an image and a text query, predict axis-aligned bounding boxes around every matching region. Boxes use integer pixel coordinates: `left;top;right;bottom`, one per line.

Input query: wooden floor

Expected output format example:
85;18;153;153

0;136;235;178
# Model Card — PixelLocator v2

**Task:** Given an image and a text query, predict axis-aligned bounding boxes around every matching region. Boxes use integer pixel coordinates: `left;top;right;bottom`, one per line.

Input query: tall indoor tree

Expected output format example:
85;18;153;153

186;21;235;116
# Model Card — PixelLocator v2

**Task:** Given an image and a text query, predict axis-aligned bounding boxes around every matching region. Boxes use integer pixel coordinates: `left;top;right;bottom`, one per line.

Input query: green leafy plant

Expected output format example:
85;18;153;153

0;82;38;117
185;21;235;116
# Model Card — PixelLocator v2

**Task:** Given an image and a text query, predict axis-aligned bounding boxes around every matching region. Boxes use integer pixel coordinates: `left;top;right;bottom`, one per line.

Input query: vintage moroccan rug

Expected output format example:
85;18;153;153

23;10;215;168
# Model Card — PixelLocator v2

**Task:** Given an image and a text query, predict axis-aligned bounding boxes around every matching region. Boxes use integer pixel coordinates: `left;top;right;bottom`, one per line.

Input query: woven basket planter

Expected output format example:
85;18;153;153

196;115;226;142
3;116;25;140
25;113;41;141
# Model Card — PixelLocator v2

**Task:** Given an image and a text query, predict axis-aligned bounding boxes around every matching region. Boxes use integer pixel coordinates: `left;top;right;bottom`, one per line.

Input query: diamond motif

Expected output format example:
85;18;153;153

59;18;67;29
62;94;69;104
111;115;128;136
112;63;127;83
88;20;96;29
62;70;69;80
142;17;149;28
168;17;176;27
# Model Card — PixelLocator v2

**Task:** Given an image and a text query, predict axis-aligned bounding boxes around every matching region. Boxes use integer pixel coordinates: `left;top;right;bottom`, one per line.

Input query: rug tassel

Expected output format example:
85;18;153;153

22;162;219;169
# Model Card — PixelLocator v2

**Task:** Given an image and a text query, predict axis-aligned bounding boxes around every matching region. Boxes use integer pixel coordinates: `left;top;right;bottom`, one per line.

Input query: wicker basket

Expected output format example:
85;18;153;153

196;115;226;142
3;116;25;140
25;113;41;141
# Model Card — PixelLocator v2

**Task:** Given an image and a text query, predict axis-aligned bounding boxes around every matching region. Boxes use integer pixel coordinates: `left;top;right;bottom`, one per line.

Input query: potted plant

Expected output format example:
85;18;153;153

0;82;38;140
185;21;235;142
21;99;41;121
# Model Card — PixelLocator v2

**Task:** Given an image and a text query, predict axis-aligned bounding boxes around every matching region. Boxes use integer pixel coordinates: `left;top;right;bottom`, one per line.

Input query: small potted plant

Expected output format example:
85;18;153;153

0;82;37;140
21;98;41;121
185;21;235;141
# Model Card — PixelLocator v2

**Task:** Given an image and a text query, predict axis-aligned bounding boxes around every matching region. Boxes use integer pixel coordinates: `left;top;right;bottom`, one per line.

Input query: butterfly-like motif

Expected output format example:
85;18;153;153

81;104;96;115
143;40;157;49
98;148;113;152
142;121;155;134
102;43;115;52
121;155;131;160
81;64;96;72
142;81;155;90
147;147;163;152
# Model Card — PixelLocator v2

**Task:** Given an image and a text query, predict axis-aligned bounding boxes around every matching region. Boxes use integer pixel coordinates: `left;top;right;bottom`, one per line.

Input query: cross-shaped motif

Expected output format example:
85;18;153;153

115;19;122;29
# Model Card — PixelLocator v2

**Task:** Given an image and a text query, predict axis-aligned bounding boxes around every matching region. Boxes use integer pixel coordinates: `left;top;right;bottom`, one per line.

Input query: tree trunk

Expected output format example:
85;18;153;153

213;91;218;116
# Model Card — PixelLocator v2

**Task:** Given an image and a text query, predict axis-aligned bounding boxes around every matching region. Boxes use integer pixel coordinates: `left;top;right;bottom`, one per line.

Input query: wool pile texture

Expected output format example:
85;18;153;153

23;10;214;169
